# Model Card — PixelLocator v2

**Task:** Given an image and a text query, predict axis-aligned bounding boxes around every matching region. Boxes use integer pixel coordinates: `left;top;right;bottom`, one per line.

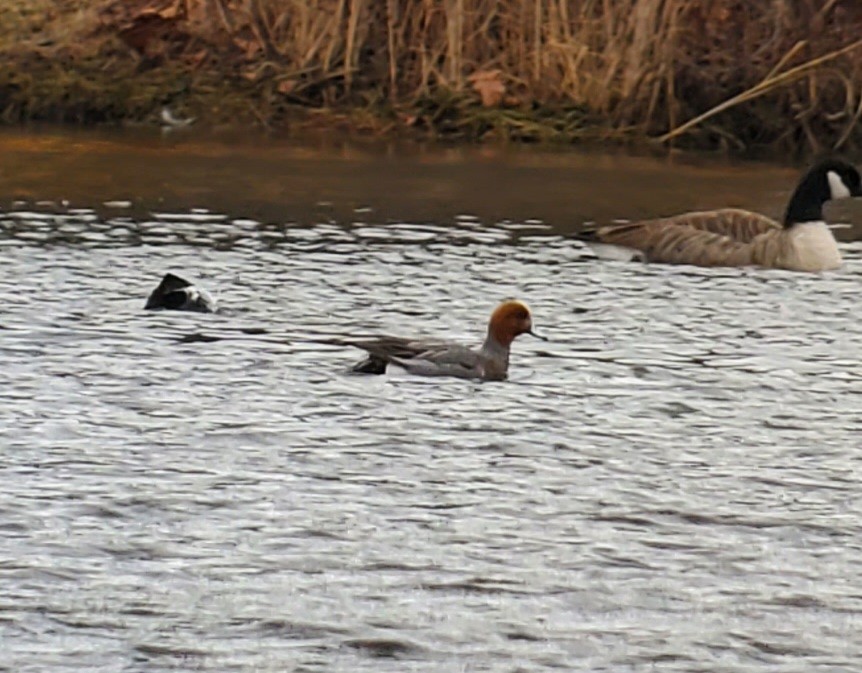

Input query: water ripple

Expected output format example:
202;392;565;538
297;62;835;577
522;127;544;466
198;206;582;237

1;204;861;672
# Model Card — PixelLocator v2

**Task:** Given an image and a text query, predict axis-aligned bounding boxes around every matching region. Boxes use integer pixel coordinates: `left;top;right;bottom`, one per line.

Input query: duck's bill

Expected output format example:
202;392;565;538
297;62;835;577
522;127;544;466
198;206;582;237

527;329;548;341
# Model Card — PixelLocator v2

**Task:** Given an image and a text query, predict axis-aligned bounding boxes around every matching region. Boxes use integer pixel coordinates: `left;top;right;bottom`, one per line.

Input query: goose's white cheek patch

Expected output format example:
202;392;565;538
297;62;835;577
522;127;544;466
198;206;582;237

827;170;852;200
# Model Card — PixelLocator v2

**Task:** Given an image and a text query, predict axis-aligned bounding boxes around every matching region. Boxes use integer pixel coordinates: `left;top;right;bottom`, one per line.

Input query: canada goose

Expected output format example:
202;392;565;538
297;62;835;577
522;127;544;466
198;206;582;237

576;159;862;272
144;273;216;313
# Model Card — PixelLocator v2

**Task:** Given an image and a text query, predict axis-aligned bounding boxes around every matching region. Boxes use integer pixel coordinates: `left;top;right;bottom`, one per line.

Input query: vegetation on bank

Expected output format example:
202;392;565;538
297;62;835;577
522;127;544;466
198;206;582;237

2;0;862;153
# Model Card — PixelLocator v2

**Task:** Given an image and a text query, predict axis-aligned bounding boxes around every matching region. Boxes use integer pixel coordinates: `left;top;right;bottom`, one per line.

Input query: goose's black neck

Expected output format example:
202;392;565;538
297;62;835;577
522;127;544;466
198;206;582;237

782;159;862;228
783;172;828;228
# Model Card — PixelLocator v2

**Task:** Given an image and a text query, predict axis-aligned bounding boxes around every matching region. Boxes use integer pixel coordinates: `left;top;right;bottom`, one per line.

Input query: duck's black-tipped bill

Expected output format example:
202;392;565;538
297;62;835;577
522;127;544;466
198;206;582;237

527;329;548;341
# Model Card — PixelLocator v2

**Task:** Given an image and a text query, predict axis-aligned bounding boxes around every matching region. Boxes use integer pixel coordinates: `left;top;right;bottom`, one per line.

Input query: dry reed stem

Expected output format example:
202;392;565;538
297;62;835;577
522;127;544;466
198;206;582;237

1;0;862;149
835;84;862;149
657;37;862;144
445;0;464;88
344;0;363;91
386;0;397;99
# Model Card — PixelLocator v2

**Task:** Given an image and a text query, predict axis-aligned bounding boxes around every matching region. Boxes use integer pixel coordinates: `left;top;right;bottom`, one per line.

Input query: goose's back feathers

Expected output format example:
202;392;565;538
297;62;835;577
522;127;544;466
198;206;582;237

578;209;782;267
659;208;781;242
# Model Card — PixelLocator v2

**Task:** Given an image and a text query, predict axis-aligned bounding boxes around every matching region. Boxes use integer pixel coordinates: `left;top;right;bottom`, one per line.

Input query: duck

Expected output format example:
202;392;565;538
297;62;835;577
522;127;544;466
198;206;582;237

160;106;195;129
576;159;862;272
144;273;216;313
327;299;545;380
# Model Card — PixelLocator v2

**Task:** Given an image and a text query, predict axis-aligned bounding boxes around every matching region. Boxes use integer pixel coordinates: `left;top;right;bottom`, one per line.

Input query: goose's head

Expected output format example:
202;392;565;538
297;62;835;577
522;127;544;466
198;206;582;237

818;159;862;201
487;300;546;347
785;159;862;226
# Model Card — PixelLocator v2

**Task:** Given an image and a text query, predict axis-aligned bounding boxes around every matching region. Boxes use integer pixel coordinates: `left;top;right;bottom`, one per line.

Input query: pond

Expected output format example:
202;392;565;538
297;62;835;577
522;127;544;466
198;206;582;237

1;127;861;672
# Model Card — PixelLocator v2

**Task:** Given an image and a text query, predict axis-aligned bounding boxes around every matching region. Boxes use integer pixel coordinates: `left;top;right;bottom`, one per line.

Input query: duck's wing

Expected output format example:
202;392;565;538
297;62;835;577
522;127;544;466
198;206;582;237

157;273;194;293
328;335;447;359
390;344;485;379
325;335;457;374
577;209;782;267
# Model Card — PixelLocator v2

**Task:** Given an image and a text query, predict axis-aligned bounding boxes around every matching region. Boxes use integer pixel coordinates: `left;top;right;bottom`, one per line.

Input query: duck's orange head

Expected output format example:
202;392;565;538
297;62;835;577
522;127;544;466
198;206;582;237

488;300;546;346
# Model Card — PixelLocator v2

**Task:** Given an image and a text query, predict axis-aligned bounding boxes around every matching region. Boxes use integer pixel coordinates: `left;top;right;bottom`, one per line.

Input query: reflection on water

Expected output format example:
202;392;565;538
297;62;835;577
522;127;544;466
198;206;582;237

1;130;862;672
3;126;862;239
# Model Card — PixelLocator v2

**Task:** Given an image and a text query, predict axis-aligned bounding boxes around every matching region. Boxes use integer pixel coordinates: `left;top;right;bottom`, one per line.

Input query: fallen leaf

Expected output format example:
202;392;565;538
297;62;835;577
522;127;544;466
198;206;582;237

277;79;298;94
157;1;183;20
468;69;506;107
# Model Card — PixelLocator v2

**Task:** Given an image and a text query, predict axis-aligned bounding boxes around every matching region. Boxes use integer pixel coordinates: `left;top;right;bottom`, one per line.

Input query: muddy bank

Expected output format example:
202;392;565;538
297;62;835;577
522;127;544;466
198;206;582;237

3;1;862;154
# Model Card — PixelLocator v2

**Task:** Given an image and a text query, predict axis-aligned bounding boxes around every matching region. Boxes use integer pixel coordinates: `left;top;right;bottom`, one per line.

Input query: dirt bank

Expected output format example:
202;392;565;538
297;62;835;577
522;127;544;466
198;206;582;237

3;1;862;154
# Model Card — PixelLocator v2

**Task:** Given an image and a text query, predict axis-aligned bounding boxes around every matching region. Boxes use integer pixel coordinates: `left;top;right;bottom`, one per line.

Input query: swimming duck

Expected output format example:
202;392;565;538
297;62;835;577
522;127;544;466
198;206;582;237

576;159;862;272
328;299;545;380
160;107;195;129
144;273;216;313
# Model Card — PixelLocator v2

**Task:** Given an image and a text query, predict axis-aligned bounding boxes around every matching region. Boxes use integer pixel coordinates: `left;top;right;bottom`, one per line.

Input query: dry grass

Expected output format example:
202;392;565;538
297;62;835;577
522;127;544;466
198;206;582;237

1;0;862;151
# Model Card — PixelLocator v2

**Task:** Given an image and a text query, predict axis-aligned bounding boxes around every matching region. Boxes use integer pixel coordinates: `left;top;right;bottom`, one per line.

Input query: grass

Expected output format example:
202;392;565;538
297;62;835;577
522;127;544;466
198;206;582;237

1;0;862;153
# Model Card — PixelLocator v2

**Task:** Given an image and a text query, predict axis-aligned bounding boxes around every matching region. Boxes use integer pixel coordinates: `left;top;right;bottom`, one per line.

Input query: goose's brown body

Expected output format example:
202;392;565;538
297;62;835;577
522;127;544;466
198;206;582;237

581;209;825;269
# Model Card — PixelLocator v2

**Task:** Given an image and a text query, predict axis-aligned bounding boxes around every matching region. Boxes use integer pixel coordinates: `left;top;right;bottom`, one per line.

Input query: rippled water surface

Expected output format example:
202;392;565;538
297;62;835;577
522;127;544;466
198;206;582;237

1;129;862;672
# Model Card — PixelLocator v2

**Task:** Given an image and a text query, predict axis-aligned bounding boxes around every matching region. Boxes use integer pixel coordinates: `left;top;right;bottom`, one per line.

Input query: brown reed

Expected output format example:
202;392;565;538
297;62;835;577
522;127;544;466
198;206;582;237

2;0;862;151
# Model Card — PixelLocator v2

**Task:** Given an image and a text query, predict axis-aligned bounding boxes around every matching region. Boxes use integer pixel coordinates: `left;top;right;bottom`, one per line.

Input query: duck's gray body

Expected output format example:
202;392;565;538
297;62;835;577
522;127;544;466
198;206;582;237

330;334;510;380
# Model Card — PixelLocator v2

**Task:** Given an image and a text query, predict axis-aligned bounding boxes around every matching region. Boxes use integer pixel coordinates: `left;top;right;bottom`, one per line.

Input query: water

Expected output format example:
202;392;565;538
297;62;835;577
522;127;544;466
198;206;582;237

1;129;861;672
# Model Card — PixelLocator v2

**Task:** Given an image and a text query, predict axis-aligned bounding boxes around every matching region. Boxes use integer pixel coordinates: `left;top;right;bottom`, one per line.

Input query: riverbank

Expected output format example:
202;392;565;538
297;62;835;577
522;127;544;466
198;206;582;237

3;1;862;154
